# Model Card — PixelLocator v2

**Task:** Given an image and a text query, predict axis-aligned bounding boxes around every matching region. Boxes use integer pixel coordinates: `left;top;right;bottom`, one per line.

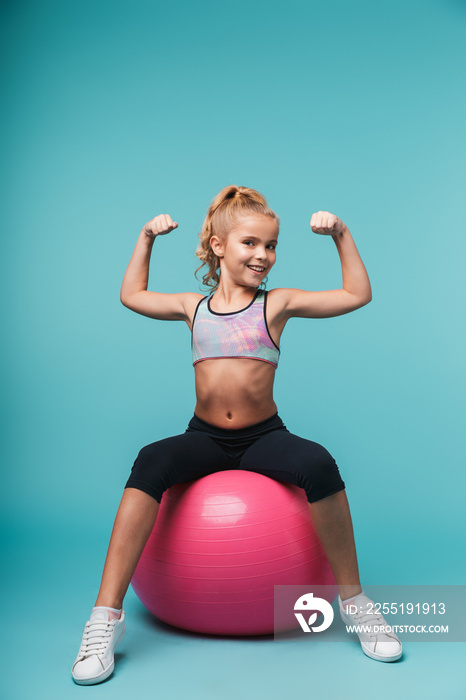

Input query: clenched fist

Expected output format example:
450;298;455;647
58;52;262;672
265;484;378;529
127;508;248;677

310;211;347;237
144;214;178;239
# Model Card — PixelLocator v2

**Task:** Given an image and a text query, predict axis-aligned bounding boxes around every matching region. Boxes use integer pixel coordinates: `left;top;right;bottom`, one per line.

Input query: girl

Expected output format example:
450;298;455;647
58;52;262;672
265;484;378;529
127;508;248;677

71;185;402;685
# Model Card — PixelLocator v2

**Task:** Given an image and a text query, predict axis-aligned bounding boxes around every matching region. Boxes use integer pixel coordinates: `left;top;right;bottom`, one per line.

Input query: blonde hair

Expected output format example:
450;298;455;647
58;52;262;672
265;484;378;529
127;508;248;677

194;184;280;292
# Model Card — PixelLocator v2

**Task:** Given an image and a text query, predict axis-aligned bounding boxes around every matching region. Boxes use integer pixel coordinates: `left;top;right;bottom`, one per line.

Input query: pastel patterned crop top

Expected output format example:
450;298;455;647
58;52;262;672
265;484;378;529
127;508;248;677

191;289;280;368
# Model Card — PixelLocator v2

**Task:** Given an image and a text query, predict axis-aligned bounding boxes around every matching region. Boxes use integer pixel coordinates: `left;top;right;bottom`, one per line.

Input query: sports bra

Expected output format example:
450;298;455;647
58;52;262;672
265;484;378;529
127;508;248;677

191;289;280;368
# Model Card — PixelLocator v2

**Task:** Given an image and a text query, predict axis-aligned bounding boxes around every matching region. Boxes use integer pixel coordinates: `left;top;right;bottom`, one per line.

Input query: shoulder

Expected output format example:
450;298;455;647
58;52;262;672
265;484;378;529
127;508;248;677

263;287;297;320
264;286;331;321
183;292;207;330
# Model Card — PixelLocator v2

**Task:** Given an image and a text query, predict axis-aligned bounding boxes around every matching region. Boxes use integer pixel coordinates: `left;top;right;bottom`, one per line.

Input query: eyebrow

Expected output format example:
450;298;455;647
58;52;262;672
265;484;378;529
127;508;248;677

240;235;278;243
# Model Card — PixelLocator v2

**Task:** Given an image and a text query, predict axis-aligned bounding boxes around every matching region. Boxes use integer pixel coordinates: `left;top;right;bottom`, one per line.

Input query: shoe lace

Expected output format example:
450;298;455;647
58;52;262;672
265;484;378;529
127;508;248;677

352;607;395;641
78;620;115;659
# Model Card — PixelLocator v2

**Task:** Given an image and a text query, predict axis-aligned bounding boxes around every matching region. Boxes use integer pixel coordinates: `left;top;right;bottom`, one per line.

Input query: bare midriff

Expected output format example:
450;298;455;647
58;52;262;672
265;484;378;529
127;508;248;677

193;358;278;429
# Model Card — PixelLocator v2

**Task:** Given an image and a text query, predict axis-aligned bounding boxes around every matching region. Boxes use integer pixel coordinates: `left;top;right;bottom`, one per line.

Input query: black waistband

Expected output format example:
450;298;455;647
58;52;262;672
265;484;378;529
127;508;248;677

187;412;285;438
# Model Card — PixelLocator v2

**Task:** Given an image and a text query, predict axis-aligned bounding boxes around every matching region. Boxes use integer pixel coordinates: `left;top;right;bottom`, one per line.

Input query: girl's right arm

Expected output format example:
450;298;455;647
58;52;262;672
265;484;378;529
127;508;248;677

120;214;198;323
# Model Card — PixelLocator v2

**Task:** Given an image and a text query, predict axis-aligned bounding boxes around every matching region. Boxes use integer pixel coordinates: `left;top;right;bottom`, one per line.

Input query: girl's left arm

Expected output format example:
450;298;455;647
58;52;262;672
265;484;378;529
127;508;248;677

281;212;372;319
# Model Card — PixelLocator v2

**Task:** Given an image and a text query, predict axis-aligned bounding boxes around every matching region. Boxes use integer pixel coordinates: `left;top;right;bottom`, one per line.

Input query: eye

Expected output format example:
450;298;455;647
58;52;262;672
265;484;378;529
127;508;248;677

243;241;254;246
267;244;277;250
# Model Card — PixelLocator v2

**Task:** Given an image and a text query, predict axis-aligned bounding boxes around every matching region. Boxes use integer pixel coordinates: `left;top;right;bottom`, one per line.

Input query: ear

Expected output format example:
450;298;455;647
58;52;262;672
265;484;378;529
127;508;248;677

209;235;224;258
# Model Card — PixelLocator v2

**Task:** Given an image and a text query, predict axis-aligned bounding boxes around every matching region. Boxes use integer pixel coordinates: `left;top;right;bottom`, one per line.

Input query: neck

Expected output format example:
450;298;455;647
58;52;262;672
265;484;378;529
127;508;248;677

212;284;260;305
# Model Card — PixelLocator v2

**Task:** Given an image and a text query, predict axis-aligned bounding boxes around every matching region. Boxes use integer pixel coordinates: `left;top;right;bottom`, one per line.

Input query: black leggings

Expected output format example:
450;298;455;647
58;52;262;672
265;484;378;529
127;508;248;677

124;412;346;504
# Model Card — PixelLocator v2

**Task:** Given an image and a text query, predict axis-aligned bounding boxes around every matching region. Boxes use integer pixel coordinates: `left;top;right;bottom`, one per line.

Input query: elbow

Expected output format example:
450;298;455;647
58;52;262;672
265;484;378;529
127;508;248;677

359;283;372;306
120;285;135;308
351;292;372;310
120;291;131;308
360;292;372;307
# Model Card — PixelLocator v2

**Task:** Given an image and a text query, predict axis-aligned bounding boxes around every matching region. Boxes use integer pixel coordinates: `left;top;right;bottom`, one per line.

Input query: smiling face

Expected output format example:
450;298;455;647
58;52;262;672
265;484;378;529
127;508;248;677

210;215;279;288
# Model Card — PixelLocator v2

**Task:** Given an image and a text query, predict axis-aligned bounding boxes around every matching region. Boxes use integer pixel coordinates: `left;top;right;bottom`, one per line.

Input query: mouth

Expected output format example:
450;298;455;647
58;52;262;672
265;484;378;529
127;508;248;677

247;265;266;275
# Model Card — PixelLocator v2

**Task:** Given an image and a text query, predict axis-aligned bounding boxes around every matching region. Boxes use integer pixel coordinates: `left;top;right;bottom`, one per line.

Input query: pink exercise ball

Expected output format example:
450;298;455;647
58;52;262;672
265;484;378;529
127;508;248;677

131;470;337;636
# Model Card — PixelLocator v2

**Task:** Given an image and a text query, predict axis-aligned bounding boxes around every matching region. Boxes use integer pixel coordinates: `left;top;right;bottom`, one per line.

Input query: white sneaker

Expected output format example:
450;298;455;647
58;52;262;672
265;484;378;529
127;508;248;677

71;608;126;685
339;592;402;662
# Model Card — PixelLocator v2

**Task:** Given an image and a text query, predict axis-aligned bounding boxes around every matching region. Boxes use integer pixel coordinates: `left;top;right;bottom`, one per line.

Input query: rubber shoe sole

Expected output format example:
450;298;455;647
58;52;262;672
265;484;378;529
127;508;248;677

339;608;402;663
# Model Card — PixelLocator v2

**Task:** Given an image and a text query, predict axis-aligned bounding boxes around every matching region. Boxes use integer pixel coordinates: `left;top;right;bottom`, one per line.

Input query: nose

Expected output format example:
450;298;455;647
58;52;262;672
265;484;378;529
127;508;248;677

254;246;267;261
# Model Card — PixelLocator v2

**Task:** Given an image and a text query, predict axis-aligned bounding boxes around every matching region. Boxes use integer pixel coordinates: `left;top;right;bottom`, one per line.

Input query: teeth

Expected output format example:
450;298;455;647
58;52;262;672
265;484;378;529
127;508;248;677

248;266;265;272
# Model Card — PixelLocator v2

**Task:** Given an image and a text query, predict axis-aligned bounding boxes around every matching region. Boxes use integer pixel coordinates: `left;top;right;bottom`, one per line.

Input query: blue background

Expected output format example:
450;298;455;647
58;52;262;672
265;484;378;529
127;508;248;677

2;0;465;698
